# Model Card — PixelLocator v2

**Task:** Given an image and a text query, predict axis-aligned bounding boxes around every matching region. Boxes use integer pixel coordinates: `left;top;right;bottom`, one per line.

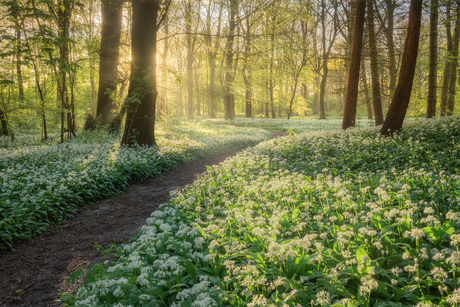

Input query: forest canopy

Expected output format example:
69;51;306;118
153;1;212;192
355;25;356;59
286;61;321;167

0;0;456;143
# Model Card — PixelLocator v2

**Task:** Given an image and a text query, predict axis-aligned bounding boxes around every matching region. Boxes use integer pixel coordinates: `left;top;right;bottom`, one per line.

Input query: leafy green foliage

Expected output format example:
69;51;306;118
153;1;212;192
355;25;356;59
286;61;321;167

68;116;460;306
0;120;270;249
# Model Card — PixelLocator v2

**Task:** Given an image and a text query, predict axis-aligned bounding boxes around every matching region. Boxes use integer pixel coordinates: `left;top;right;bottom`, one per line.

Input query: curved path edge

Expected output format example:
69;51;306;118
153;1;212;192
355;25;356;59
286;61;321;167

0;148;244;306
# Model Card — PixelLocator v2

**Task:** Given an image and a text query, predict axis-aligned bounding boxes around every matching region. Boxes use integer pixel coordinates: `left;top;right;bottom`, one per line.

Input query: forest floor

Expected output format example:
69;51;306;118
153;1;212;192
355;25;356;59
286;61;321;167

0;132;286;307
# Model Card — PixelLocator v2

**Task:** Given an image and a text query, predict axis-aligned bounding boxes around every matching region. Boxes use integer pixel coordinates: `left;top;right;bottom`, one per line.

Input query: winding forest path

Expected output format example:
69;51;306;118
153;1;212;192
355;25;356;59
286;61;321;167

0;132;286;306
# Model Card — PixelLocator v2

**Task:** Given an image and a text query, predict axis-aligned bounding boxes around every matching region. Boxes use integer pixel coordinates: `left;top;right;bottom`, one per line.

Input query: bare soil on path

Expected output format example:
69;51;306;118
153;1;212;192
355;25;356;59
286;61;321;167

0;148;246;307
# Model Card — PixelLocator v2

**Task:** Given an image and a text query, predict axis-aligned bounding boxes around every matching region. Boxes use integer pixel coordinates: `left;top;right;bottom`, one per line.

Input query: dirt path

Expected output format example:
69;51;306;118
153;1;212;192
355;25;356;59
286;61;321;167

0;148;246;307
0;132;287;306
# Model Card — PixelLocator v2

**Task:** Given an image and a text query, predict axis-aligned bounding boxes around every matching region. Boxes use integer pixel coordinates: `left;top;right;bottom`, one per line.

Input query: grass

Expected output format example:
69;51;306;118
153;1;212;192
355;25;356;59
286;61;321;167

66;115;460;306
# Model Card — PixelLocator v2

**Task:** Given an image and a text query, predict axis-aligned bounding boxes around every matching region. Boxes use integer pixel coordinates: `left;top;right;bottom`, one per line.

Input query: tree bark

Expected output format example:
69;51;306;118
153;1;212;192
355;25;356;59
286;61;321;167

318;63;328;120
159;20;169;116
196;68;200;116
384;0;397;106
367;0;384;125
58;0;74;141
447;1;460;116
426;0;438;118
186;0;194;120
441;3;452;116
318;0;338;120
96;0;123;126
360;58;373;119
0;108;9;136
380;0;422;136
243;23;252;118
287;78;299;120
268;19;276;119
342;0;366;129
224;0;238;120
206;1;222;119
122;0;160;146
14;21;24;104
302;83;309;115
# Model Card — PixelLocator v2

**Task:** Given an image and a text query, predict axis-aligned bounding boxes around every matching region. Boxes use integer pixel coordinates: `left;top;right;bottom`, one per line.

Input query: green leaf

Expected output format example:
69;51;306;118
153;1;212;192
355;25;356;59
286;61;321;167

356;246;370;266
333;241;343;254
182;260;197;283
292;208;301;220
66;267;84;285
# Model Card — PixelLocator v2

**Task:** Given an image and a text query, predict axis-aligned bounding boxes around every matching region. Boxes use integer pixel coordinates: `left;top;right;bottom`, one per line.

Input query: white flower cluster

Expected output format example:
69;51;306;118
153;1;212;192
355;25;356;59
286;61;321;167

70;115;460;306
1;120;270;248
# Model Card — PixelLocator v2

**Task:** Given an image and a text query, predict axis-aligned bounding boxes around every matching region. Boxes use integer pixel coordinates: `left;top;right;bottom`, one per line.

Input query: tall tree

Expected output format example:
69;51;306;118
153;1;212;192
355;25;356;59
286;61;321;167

185;0;195;120
0;108;8;136
440;2;452;116
286;2;310;120
426;0;438;118
12;6;24;104
367;0;383;125
317;0;338;120
447;1;460;116
264;3;278;119
121;0;169;146
360;58;373;119
223;0;238;120
337;0;355;93
57;0;75;141
380;0;422;136
205;0;222;118
159;19;169;115
96;0;124;127
241;1;254;118
375;0;400;106
342;0;366;129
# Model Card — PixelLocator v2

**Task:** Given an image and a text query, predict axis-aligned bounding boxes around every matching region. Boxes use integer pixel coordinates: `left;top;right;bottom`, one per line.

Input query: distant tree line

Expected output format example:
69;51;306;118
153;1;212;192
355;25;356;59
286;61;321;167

0;0;458;145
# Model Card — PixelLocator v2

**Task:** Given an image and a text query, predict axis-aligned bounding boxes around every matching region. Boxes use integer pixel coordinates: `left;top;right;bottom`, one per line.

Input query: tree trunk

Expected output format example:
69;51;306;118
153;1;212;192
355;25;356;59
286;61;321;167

186;0;194;120
287;77;300;120
177;57;184;116
319;62;328;120
122;0;160;146
342;0;366;129
14;22;24;104
245;87;252;117
196;69;201;116
367;0;384;125
90;56;97;116
302;83;309;115
269;85;275;118
360;58;373;119
206;1;221;119
441;3;452;116
243;25;252;118
318;0;338;120
0;108;9;136
380;0;422;136
318;1;327;120
313;76;320;114
58;0;73;141
426;0;438;118
269;28;276;119
209;59;217;118
96;0;123;126
36;78;48;140
385;0;397;107
447;2;460;116
159;20;169;116
224;0;237;120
